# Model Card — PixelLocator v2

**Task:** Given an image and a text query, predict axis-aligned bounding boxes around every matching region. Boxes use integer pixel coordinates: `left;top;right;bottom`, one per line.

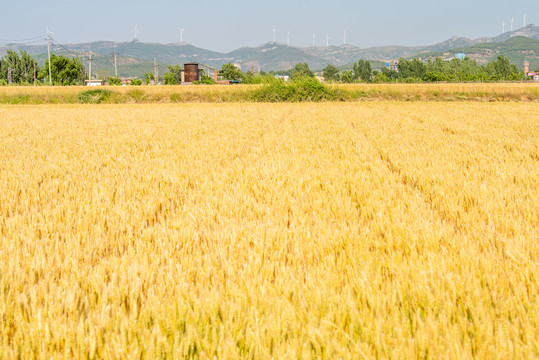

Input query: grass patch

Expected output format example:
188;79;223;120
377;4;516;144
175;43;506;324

78;89;113;104
170;93;182;103
1;94;33;104
127;89;146;102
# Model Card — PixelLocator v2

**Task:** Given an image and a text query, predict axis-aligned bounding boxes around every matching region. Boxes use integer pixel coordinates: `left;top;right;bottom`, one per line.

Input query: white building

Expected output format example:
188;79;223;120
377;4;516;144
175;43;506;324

85;80;104;86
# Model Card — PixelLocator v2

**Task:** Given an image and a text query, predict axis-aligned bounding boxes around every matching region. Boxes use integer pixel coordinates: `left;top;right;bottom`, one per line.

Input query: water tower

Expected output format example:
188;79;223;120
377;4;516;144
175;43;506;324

183;63;201;83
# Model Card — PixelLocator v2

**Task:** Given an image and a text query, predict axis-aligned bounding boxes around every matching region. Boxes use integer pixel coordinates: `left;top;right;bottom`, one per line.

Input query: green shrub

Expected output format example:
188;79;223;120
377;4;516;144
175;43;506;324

252;77;342;102
78;89;112;104
130;79;143;86
373;73;390;83
0;94;33;104
194;74;215;85
108;76;122;86
170;93;182;102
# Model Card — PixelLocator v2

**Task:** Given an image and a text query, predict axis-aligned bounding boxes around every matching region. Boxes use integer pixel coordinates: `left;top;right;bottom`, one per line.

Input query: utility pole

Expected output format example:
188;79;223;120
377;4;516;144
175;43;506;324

112;50;118;77
46;33;52;85
154;57;157;84
8;68;12;85
88;51;93;81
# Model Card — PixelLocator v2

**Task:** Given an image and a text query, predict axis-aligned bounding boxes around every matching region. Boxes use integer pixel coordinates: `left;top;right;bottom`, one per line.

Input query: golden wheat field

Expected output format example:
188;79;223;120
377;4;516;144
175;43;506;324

0;101;538;359
2;83;539;104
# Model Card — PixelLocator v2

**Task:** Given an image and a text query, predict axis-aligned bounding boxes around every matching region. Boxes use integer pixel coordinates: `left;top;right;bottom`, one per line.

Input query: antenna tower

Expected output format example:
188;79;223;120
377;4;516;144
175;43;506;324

312;33;316;46
326;34;330;47
273;26;276;43
524;13;528;27
344;29;347;45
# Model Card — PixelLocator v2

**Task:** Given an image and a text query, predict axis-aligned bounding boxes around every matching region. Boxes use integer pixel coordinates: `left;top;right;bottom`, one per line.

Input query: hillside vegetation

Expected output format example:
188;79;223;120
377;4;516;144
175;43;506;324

419;36;539;70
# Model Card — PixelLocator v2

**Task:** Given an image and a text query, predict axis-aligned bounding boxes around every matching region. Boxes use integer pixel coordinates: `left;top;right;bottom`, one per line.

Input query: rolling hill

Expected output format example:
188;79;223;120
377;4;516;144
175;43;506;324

2;25;539;76
416;36;539;70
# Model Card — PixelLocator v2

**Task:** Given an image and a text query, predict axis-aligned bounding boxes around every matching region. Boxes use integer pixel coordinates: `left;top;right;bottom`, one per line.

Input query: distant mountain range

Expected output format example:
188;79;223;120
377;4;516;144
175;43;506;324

2;25;539;77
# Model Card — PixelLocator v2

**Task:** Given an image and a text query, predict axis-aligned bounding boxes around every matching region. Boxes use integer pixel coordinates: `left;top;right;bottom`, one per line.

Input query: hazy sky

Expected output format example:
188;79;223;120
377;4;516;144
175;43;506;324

0;0;536;52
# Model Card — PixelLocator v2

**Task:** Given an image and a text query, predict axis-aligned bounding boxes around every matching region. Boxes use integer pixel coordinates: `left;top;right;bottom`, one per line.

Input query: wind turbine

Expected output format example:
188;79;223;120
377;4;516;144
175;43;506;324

344;29;347;45
326;34;331;47
502;20;505;34
287;30;290;47
312;33;316;46
524;13;528;27
511;17;514;31
178;28;185;45
272;26;276;43
132;23;140;40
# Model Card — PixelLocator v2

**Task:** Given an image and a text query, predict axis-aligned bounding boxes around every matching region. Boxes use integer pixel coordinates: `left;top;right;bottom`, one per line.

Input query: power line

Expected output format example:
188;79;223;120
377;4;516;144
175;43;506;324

0;35;46;42
0;39;46;46
47;37;82;58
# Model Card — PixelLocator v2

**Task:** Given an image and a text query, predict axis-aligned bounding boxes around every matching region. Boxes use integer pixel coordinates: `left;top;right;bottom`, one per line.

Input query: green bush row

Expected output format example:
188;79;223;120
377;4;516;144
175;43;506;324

252;77;343;102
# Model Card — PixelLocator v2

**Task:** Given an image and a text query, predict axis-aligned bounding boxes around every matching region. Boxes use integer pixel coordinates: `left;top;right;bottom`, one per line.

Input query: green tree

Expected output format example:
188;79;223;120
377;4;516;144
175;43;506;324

322;65;340;82
398;58;426;80
194;69;216;85
291;62;314;79
144;71;154;84
219;63;244;81
38;54;85;85
353;59;372;81
381;67;399;80
0;50;39;85
486;55;522;80
373;72;389;83
163;65;182;85
341;70;355;83
108;76;122;85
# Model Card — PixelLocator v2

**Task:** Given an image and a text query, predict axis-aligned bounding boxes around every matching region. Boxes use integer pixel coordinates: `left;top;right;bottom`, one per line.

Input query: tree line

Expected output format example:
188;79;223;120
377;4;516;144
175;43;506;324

0;50;86;85
211;55;525;84
330;55;524;83
0;49;527;85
